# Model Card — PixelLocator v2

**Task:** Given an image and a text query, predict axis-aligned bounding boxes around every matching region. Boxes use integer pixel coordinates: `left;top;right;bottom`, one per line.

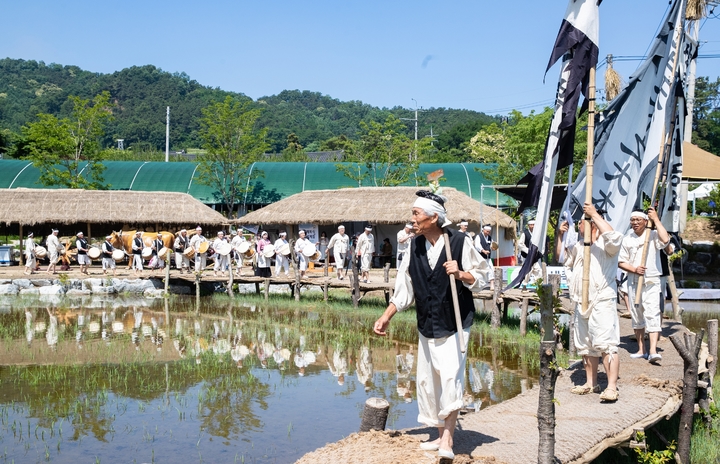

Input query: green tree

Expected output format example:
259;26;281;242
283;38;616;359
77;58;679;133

692;76;720;154
198;96;268;217
466;108;587;186
23;91;113;189
337;115;425;186
281;132;308;161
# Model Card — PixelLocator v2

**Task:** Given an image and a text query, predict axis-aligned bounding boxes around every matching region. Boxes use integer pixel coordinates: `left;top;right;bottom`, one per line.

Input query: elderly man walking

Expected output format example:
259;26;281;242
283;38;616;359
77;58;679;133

618;208;672;364
327;225;350;280
356;225;375;283
373;190;489;460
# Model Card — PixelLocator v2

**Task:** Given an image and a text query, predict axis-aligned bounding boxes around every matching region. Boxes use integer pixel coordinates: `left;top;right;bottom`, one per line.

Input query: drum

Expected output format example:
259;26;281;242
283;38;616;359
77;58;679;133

490;241;499;251
158;247;169;259
277;243;291;256
198;241;210;254
142;247;153;260
34;246;47;259
183;247;196;258
215;241;232;256
262;244;276;258
309;250;321;261
87;247;102;260
59;247;66;256
237;241;255;258
112;249;125;262
302;243;317;257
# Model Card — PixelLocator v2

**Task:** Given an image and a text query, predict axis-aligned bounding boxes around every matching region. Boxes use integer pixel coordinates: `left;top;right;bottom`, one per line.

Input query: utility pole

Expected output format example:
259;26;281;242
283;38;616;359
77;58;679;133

400;99;419;161
165;106;170;162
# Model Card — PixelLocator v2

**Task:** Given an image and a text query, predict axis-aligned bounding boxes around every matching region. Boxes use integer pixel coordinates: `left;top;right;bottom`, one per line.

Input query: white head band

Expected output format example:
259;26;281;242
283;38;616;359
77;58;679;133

413;197;451;228
630;211;648;220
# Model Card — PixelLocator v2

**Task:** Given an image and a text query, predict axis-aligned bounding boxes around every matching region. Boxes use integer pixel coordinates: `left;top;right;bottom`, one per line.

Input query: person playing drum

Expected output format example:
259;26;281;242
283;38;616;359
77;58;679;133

273;231;290;277
76;232;91;275
213;231;229;276
294;230;312;279
255;231;272;277
101;235;116;276
132;231;144;275
231;230;246;276
151;233;165;271
174;229;190;274
190;226;208;272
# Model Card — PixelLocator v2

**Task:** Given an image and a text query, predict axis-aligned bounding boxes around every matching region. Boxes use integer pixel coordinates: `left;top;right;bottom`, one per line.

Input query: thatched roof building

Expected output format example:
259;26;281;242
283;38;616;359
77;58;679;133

235;187;516;233
0;188;227;226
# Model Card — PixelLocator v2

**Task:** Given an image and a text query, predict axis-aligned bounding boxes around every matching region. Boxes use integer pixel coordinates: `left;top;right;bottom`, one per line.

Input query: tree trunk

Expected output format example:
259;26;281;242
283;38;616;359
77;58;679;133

359;397;390;432
383;263;391;305
667;270;682;322
669;329;705;464
491;267;502;328
537;341;558;464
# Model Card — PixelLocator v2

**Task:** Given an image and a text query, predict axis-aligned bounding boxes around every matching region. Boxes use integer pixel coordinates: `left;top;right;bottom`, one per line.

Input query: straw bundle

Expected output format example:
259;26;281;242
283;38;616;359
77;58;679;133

686;0;707;20
604;55;621;101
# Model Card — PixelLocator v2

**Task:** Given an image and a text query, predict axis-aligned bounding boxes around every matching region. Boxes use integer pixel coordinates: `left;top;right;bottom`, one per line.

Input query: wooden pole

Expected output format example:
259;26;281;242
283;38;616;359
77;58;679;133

18;224;23;267
443;230;465;353
351;246;359;308
538;283;559;464
667;269;682;322
708;319;718;384
520;297;529;337
164;251;170;295
495;189;500;267
581;66;596;316
491;267;502;329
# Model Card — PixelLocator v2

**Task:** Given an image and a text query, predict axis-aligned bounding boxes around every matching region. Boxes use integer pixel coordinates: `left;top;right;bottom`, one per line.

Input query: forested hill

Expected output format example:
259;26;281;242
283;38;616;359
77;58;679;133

0;58;499;154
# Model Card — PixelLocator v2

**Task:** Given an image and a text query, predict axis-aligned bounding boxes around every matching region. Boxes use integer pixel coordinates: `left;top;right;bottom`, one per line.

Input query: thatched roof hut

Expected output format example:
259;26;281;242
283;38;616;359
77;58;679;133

0;188;227;226
235;187;516;234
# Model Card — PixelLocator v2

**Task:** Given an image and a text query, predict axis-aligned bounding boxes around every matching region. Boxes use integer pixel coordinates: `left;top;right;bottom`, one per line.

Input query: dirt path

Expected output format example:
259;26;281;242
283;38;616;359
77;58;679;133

296;317;688;464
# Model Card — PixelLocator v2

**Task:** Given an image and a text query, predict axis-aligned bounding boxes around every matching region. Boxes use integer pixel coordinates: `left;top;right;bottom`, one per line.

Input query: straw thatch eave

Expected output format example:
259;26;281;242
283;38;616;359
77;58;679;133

234;187;516;233
0;188;227;226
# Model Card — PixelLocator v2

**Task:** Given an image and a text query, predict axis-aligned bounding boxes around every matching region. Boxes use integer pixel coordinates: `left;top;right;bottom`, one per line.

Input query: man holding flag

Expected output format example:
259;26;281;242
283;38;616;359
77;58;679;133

508;0;599;289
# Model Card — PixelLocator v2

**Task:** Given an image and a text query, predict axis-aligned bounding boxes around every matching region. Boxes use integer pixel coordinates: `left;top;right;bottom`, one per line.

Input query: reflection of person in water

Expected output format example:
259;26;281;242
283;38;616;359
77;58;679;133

294;334;317;376
468;361;495;410
25;309;34;346
46;307;58;350
327;343;348;386
356;345;374;391
396;344;415;403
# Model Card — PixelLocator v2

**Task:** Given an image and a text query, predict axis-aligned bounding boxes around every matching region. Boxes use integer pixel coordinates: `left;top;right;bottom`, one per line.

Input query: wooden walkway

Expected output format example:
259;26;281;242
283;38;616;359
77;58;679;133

297;317;688;464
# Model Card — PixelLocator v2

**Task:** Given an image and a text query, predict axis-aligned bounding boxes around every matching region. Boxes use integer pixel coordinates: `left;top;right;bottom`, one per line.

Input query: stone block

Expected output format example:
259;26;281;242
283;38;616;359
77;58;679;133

0;284;19;295
38;285;64;295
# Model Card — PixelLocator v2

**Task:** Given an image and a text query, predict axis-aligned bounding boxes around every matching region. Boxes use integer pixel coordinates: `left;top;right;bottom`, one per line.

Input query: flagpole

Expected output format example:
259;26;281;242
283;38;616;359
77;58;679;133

581;67;596;315
633;1;686;309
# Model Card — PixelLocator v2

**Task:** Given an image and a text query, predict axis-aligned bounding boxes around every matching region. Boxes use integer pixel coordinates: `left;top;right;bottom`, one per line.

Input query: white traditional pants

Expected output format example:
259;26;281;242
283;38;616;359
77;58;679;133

360;252;372;272
213;254;229;272
333;250;346;271
416;328;470;427
627;275;662;332
195;253;207;272
573;299;619;358
102;257;115;271
176;252;189;270
133;254;143;271
275;255;289;276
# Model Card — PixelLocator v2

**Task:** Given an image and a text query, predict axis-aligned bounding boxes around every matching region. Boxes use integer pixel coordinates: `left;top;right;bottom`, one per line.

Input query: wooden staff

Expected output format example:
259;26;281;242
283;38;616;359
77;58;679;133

634;128;673;308
581;67;596;315
442;228;465;353
495;189;500;267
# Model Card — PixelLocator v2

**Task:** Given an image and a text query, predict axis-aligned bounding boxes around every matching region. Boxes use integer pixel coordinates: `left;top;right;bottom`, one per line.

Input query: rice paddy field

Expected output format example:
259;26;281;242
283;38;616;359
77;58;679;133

0;293;542;463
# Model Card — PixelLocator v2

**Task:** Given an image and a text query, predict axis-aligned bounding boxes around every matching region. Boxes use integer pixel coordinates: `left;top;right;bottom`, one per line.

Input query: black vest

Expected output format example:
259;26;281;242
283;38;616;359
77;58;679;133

103;241;113;258
77;238;88;255
408;228;475;339
133;237;143;255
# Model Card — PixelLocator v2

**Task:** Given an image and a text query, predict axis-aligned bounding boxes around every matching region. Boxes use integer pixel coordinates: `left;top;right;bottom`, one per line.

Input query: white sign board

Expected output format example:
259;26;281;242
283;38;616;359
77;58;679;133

298;224;319;243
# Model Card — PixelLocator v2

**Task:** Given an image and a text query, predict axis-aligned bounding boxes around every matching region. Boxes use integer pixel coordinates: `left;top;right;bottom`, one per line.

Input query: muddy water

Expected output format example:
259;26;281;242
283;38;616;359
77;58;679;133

0;295;536;463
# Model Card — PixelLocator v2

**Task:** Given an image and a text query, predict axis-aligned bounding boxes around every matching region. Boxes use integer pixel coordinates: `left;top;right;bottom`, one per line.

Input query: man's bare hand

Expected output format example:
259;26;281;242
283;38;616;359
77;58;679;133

443;260;461;279
647;207;659;223
635;265;646;276
373;316;390;336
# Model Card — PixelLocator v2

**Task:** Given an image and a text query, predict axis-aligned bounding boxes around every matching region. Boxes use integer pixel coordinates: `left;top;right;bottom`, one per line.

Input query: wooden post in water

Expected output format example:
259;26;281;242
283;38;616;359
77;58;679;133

491;267;502;328
323;282;328;301
164;251;170;295
227;258;234;297
538;283;558;464
264;278;270;300
520;297;529;337
18;224;23;267
708;319;718;383
195;271;201;313
351;247;360;308
359;397;390;432
383;262;391;305
667;269;682;322
699;319;719;426
669;329;705;464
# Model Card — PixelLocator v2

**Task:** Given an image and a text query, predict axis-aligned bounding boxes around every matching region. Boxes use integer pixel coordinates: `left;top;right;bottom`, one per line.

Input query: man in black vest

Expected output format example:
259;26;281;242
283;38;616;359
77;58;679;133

373;190;489;460
132;231;144;275
75;232;90;275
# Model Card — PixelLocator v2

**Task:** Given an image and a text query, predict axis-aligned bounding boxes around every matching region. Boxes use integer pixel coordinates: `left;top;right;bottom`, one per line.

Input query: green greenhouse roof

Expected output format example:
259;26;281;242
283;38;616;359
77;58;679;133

0;160;515;207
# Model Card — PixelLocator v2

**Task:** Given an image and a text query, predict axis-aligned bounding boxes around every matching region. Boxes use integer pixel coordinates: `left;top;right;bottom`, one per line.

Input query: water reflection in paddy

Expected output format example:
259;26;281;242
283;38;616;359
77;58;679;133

0;295;537;463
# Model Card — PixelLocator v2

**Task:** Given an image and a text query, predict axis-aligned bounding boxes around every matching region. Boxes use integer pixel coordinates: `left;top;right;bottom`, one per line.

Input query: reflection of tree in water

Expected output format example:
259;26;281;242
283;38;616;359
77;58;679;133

197;369;271;439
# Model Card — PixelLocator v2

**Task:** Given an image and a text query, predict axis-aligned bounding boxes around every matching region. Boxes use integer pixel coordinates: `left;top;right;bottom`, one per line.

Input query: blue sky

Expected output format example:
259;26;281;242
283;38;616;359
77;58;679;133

3;1;720;115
